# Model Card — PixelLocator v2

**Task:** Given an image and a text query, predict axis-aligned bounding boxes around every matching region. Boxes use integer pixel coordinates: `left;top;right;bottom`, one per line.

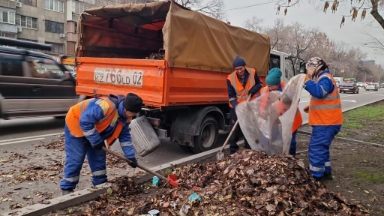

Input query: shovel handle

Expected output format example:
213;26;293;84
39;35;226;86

219;94;252;152
102;147;169;182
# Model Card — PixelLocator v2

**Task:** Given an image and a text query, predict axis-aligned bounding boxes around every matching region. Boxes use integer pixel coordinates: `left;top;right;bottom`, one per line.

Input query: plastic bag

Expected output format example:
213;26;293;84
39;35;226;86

235;74;306;155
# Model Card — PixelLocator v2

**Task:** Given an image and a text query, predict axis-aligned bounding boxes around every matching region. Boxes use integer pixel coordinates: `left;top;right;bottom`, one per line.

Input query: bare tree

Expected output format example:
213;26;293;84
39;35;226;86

243;16;264;32
265;19;286;50
174;0;226;20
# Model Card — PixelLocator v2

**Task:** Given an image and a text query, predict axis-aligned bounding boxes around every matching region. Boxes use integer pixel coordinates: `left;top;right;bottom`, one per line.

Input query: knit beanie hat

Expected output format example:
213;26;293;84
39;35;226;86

123;93;143;113
232;56;246;68
266;68;282;86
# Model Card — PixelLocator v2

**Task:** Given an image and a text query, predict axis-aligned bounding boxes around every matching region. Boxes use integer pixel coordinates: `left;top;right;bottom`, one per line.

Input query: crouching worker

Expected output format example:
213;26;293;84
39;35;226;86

260;68;303;156
60;93;143;195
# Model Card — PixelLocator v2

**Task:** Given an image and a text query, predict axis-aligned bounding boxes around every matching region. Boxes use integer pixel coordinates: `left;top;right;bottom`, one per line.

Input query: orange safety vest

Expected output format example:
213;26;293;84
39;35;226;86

260;82;303;133
308;73;343;125
66;97;124;148
227;68;259;108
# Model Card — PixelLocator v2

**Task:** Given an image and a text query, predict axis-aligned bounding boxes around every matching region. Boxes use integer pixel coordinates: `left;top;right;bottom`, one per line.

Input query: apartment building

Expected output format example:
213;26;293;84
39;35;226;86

0;0;95;56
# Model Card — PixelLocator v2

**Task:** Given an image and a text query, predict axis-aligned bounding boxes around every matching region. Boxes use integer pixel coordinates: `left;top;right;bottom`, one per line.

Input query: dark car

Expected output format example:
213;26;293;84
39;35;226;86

0;37;84;120
339;82;359;94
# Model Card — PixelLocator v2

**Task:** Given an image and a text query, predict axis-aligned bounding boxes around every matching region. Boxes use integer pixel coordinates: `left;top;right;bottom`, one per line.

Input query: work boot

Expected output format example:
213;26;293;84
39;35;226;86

61;189;74;196
314;172;334;181
323;172;334;180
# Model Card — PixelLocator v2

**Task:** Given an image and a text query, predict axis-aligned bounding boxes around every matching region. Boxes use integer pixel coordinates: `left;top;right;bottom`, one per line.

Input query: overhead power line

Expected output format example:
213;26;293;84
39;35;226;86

225;0;278;12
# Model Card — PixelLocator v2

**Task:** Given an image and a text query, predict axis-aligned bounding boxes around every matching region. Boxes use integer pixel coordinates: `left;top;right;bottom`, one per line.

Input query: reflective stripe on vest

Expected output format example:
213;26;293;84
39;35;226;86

66;97;122;147
308;74;343;125
227;68;257;107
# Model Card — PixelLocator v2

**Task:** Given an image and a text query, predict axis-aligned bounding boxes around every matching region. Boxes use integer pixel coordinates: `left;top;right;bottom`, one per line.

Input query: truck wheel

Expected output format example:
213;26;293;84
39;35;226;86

191;116;219;154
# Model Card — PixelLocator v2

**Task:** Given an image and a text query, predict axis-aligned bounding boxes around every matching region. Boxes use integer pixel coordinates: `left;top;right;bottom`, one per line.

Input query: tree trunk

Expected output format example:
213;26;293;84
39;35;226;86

370;0;384;29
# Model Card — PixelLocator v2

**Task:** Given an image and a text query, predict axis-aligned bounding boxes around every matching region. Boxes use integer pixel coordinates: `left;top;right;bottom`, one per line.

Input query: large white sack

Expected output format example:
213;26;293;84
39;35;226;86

235;74;306;155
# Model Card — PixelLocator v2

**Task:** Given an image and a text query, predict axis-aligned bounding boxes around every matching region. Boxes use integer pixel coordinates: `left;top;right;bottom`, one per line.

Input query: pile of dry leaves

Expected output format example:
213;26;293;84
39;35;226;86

72;150;369;215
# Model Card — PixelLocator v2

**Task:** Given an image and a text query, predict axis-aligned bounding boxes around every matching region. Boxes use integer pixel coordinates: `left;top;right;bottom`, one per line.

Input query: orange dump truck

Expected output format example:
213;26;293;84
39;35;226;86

75;1;297;153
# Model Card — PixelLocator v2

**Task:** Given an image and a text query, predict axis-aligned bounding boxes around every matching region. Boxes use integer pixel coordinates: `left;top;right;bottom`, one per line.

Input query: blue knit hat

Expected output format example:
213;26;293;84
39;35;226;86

266;68;282;86
232;56;246;68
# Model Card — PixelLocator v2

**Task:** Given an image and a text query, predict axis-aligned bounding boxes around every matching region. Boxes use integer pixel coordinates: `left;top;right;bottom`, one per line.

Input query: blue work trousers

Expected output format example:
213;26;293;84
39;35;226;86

60;125;107;190
308;125;341;178
289;130;298;156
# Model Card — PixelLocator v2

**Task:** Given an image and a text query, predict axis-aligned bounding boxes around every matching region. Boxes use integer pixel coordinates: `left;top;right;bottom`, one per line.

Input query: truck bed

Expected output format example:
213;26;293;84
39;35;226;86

76;57;229;108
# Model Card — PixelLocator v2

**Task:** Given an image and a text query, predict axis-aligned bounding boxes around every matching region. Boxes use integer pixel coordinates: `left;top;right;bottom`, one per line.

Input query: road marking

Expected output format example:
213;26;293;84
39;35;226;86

0;132;61;144
342;100;357;103
0;138;45;146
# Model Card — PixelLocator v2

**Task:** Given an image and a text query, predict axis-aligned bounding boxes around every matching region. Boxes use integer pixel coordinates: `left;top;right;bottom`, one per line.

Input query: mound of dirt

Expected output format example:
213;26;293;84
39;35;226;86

76;150;369;215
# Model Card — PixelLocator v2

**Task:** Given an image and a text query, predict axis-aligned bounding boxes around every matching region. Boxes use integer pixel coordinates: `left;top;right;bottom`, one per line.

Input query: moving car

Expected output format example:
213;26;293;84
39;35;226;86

365;83;379;91
339;82;359;94
356;82;363;87
380;83;384;88
0;37;84;120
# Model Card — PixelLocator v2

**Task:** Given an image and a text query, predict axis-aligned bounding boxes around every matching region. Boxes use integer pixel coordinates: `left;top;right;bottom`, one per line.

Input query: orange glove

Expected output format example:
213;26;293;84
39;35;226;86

303;105;309;113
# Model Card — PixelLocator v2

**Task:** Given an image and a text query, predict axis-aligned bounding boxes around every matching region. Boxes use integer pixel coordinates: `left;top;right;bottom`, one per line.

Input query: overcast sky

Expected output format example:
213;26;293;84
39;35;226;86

221;0;384;66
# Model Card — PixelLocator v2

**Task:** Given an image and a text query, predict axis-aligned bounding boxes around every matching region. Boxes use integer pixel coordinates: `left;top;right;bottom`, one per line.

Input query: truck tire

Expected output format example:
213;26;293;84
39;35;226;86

191;115;219;154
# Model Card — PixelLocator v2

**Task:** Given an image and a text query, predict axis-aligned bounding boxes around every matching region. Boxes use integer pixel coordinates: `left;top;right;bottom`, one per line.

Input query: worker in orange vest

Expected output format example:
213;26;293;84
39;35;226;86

259;68;303;156
303;57;343;181
227;56;262;154
60;93;143;195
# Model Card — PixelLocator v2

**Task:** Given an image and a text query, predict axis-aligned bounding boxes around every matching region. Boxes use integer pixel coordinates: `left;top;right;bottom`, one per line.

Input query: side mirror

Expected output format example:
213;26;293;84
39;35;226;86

299;62;307;74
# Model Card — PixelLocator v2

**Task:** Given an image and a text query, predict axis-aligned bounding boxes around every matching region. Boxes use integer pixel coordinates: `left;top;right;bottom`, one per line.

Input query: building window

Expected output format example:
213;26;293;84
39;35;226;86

45;42;64;54
44;0;64;12
0;10;16;24
20;0;37;7
45;20;64;33
73;1;92;14
16;15;38;29
0;31;17;39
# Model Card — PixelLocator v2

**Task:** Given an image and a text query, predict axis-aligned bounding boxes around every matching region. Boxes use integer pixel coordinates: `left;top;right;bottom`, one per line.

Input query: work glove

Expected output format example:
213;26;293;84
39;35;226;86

303;105;309;113
248;89;255;96
128;157;138;168
93;142;105;150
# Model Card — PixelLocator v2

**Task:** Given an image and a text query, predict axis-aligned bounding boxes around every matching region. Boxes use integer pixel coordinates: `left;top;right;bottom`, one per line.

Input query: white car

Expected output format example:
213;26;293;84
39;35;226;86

365;83;379;91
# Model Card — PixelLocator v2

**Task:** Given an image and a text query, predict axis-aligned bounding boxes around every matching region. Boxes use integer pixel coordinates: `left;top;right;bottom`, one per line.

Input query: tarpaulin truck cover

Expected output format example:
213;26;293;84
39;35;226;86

75;1;271;107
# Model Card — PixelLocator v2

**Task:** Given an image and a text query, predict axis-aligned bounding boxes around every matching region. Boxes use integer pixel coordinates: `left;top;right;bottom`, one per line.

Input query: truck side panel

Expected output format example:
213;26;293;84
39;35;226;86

76;58;166;107
165;68;229;106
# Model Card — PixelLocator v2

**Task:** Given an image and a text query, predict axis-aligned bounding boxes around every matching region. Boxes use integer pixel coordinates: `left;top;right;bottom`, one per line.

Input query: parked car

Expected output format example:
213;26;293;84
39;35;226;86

365;83;379;91
356;82;363;87
339;82;359;94
0;37;85;120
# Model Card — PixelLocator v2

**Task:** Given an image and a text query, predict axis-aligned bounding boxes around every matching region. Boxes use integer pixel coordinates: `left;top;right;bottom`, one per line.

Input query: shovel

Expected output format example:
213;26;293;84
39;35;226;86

102;147;180;188
216;94;252;161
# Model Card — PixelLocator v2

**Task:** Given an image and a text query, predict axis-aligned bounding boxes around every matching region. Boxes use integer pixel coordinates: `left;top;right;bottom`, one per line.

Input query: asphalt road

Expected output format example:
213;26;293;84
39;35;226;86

1;88;384;167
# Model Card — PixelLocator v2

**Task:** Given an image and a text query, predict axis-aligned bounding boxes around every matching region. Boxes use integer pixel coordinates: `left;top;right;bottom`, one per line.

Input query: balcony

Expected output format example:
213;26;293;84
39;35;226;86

66;32;77;42
0;0;16;9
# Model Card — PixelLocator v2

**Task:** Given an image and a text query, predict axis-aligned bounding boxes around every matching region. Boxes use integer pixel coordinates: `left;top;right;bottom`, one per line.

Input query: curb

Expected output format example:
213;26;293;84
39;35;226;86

297;130;384;148
2;145;231;216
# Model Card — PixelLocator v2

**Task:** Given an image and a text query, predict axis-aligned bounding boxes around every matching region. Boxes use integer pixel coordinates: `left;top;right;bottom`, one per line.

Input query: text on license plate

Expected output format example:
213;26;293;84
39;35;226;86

94;68;143;87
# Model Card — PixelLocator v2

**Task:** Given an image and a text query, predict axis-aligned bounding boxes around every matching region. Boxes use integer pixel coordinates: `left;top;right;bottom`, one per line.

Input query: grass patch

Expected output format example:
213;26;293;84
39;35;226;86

336;132;348;138
342;102;384;129
352;170;384;184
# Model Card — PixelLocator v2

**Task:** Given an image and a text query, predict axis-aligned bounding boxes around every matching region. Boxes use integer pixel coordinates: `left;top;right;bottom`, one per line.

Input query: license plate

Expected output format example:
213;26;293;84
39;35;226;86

94;68;143;87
